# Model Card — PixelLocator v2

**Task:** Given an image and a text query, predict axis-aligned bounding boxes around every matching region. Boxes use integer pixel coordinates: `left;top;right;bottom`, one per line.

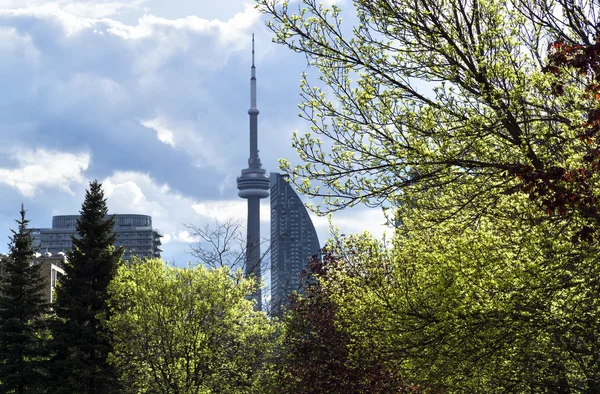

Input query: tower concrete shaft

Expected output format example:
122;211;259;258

245;198;261;308
236;34;269;311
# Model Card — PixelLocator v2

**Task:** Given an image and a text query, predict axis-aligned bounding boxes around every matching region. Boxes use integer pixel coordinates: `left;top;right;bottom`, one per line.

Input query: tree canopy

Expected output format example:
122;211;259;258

258;0;600;234
318;204;600;392
257;0;600;392
105;258;277;394
274;249;417;394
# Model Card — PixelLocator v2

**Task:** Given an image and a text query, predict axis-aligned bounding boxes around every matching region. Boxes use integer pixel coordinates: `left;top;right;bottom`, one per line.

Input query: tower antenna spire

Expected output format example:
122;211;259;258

250;33;257;109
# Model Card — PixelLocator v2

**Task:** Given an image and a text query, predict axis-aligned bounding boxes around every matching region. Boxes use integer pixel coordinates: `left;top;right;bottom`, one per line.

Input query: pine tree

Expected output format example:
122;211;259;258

0;204;50;394
49;180;123;394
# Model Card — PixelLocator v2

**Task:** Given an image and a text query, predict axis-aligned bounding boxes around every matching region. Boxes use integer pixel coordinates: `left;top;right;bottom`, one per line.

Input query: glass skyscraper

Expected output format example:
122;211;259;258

31;214;163;261
270;173;320;315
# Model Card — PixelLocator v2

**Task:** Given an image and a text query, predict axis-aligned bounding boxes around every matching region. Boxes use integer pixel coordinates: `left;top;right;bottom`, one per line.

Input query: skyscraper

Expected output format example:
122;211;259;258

31;214;163;262
237;35;270;310
270;173;320;316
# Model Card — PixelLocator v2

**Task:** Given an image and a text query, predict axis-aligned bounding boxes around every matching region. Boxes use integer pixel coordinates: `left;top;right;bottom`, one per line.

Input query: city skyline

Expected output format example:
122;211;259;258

0;0;390;266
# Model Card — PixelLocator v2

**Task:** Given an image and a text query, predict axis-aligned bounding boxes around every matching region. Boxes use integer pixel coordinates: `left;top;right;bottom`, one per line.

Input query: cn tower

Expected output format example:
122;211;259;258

237;34;269;310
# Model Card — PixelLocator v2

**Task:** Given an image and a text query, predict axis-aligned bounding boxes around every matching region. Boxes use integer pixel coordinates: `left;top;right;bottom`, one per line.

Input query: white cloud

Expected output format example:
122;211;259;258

191;199;270;223
215;4;261;45
171;230;198;243
61;0;146;19
103;4;259;43
0;6;97;36
0;2;261;65
102;171;173;222
139;113;234;174
140;115;176;147
160;230;199;244
100;171;276;265
0;2;265;182
101;170;268;241
45;73;128;116
311;207;392;243
287;0;345;6
0;148;90;197
0;0;148;21
0;27;41;66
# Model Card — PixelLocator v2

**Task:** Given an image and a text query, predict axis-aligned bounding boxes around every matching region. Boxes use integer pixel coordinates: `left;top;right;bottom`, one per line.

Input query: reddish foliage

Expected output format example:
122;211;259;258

510;37;600;242
276;247;421;394
543;40;600;81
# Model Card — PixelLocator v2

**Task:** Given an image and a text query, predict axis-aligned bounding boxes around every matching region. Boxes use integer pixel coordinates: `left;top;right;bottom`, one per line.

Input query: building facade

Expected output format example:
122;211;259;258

270;173;320;315
32;214;163;261
0;252;66;304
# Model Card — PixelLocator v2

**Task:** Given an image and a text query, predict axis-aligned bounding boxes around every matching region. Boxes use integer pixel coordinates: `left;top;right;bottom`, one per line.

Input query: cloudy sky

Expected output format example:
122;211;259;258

0;0;389;267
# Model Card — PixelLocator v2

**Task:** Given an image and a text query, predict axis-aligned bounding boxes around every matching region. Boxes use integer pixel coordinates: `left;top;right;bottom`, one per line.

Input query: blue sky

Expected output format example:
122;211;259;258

0;0;389;265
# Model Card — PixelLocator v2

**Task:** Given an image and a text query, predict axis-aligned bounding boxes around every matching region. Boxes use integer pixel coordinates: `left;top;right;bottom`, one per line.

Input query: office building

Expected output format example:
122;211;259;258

31;214;163;261
270;172;320;316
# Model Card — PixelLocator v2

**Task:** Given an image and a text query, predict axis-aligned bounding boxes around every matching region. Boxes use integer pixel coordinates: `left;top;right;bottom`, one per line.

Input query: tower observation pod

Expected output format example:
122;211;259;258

237;34;269;311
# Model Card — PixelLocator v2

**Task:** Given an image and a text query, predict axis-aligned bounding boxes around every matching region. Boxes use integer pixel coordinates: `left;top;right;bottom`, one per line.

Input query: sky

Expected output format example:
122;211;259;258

0;0;390;267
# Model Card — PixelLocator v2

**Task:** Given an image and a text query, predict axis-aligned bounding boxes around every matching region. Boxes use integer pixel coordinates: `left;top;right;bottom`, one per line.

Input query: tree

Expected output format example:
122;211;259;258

321;207;600;392
511;1;600;241
185;219;274;313
185;219;270;276
105;258;278;394
256;1;600;391
257;0;600;234
0;205;49;394
273;247;419;394
49;180;123;394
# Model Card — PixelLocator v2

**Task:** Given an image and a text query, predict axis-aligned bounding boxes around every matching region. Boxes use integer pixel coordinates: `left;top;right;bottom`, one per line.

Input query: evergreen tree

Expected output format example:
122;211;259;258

0;204;49;394
49;180;123;394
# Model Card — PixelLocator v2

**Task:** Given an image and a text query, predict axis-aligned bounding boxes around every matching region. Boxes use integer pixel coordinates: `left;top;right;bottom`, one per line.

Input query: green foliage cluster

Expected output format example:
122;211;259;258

0;183;282;394
317;216;600;391
272;250;418;394
252;0;600;392
105;258;277;394
258;0;600;229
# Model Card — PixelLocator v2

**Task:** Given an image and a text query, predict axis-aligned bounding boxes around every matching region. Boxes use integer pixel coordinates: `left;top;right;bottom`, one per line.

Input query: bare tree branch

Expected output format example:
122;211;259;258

184;220;271;279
